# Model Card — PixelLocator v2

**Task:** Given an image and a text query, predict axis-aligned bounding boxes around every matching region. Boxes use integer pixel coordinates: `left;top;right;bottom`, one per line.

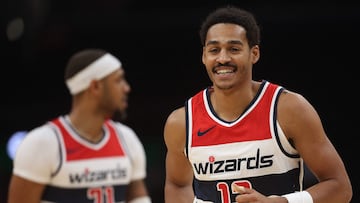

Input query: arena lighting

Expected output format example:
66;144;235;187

6;131;27;160
6;17;24;41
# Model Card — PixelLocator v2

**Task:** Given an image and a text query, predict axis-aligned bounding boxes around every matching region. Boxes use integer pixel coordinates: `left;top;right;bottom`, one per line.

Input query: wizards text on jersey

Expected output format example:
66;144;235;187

193;148;274;175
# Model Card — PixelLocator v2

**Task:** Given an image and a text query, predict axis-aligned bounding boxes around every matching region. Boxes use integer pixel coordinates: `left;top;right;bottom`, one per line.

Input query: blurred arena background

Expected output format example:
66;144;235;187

1;1;359;202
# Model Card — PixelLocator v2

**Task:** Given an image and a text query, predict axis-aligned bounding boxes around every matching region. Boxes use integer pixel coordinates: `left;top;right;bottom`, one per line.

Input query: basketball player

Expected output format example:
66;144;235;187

7;49;152;203
163;5;352;203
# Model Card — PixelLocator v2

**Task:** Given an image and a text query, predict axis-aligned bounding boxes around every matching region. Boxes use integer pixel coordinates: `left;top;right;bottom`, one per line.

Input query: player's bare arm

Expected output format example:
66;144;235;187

277;90;352;203
164;107;195;203
8;175;45;203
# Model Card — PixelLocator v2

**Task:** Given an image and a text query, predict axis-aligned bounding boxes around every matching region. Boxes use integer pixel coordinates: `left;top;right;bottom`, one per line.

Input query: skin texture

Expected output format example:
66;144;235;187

7;68;150;203
164;23;352;203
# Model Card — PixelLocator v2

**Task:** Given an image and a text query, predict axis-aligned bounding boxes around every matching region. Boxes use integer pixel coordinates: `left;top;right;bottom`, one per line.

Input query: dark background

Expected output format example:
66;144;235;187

1;1;359;202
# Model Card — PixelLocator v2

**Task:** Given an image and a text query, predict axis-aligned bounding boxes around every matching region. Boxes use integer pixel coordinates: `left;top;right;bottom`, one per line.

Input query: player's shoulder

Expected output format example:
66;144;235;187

108;120;146;151
21;122;58;147
27;122;57;138
164;107;186;141
109;120;138;137
166;106;185;125
277;88;318;126
279;89;310;108
264;80;307;106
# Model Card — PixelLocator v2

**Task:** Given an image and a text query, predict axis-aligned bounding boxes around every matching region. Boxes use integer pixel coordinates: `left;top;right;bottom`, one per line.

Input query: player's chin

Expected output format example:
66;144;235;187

120;98;128;108
115;104;127;115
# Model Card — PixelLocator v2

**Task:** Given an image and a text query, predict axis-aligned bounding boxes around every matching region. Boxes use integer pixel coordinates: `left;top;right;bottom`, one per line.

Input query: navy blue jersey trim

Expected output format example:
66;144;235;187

273;88;300;158
185;100;190;158
48;121;64;177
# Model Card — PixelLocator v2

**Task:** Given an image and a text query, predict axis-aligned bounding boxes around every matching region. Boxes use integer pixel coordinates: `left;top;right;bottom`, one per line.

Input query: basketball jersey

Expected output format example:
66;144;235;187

185;80;304;203
13;115;146;203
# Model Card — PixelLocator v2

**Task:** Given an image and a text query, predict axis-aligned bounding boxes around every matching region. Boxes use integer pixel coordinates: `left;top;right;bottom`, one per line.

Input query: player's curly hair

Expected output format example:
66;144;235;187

199;5;261;48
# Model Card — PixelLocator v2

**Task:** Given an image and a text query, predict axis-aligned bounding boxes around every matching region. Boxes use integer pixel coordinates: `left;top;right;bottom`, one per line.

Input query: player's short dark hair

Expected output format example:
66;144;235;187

64;48;107;80
199;5;261;48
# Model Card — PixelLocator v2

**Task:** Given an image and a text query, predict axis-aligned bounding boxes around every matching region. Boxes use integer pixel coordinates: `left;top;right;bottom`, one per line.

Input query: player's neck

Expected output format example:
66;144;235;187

67;114;105;143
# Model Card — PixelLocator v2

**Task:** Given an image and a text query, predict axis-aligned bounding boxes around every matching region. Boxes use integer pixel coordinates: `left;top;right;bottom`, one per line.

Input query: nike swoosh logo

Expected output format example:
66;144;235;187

197;125;216;136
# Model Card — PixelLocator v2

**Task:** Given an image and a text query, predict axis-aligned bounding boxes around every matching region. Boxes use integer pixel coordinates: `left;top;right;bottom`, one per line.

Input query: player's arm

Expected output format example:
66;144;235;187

126;179;152;203
7;126;57;203
277;90;352;203
164;107;195;203
119;124;152;203
8;175;45;203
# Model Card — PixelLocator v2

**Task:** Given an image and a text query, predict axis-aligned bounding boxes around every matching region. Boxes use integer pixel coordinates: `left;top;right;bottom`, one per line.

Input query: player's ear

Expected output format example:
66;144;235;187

251;45;260;64
202;46;206;65
88;79;102;95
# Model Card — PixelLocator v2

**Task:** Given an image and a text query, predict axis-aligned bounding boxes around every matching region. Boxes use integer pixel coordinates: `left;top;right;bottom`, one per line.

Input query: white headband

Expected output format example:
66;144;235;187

66;53;121;95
